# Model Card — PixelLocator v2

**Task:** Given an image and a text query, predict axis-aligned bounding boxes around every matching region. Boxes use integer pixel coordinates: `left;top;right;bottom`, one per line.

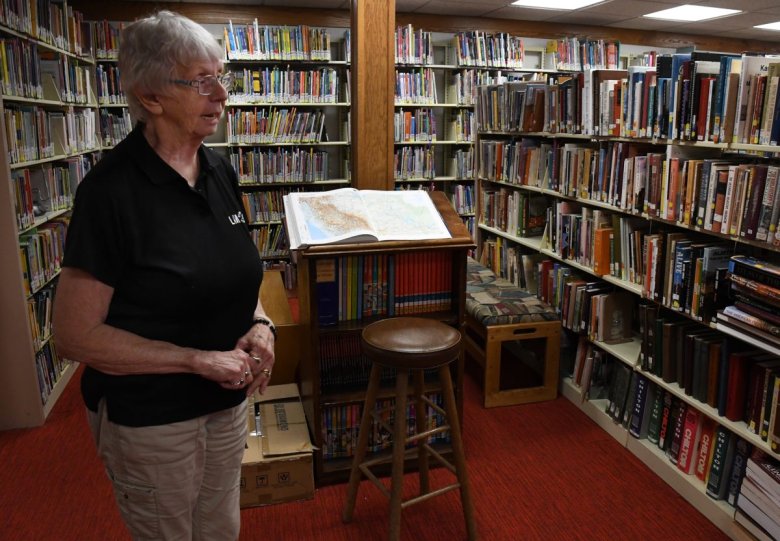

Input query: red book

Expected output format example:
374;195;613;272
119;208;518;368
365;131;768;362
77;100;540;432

694;416;717;482
677;407;703;474
725;350;759;422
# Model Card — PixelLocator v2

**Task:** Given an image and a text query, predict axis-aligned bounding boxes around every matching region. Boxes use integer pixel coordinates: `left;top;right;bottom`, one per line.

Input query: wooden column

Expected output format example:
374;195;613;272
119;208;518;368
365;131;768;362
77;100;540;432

351;0;395;190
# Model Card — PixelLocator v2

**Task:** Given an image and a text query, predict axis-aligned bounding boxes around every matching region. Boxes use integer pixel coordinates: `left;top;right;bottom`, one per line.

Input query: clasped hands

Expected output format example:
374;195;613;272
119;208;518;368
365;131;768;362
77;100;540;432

210;323;276;395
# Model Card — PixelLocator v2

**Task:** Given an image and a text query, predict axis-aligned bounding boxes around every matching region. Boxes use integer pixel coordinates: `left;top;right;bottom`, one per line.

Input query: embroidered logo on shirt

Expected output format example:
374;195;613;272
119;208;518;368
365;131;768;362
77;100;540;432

228;212;246;225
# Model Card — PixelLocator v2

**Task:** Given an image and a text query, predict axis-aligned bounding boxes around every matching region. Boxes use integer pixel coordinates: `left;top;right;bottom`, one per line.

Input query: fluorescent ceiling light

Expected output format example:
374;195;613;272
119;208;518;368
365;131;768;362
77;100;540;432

755;21;780;31
511;0;603;10
643;4;740;22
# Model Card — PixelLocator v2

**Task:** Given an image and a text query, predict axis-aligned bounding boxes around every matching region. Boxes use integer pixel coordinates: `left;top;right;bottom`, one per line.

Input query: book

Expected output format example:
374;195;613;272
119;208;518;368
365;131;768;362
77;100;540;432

727;437;752;506
694;416;717;483
735;508;776;541
283;188;451;249
315;258;339;326
706;425;736;499
629;375;655;438
677;407;703;474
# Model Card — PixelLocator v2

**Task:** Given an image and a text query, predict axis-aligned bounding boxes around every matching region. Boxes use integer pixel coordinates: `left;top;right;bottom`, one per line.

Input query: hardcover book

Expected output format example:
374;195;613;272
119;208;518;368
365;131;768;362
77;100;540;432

284;188;451;249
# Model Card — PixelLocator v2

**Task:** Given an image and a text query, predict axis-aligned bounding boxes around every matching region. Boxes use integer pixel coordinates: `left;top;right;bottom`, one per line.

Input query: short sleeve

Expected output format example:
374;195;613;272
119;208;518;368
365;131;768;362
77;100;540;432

62;176;127;287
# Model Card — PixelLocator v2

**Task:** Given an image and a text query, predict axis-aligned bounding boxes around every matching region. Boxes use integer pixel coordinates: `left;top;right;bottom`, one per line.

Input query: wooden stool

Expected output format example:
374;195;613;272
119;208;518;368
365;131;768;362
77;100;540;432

342;317;477;541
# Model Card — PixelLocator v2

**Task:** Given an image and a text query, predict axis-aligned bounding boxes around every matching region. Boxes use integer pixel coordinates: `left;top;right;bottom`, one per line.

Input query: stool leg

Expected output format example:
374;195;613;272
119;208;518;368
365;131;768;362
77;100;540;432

343;362;383;523
439;365;478;541
413;370;429;495
389;369;409;541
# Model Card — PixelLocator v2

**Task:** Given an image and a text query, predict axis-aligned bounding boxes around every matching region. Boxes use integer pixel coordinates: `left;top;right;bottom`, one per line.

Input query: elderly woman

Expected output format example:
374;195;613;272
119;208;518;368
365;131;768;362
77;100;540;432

52;11;275;540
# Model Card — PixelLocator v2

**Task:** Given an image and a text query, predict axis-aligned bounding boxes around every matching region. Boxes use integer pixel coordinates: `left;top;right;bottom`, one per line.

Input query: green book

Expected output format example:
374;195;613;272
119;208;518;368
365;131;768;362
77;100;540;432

706;425;736;500
646;388;666;444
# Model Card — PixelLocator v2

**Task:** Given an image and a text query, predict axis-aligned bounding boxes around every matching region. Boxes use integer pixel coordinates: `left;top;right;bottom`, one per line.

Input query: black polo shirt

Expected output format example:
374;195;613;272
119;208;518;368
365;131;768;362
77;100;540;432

63;123;263;427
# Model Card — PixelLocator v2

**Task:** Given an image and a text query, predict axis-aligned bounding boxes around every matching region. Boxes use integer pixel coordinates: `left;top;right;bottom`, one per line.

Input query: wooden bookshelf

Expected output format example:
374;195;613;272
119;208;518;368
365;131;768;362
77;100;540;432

0;3;97;429
473;61;780;538
295;191;473;484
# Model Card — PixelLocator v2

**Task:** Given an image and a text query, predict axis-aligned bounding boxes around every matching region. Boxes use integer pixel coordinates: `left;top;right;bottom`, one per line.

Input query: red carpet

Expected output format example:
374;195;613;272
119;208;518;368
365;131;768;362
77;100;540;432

0;365;728;540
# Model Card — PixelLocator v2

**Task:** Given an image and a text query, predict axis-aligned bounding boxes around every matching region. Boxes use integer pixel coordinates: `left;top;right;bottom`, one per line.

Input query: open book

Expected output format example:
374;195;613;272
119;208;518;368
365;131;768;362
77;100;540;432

283;188;451;249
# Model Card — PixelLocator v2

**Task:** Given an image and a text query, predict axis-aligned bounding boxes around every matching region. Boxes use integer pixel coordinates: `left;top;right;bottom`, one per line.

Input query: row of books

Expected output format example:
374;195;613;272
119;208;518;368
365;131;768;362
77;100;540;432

717;255;780;350
394;145;435;180
0;37;43;99
735;448;780;540
18;216;66;295
11;164;75;231
449;183;475;215
40;53;91;104
571;347;754;505
479;139;780;249
545;38;620;72
241;188;297;223
228;66;342;105
230;147;333;185
480;187;546;239
320;392;449;460
224;20;336;62
395;67;438;105
476;53;780;146
450;31;524;69
35;340;68;406
97;108;131;148
92;19;121;60
393;107;438;143
248;224;288;259
225;107;328;145
315;251;454;326
94;63;123;105
394;24;434;66
26;283;52;351
4;105;101;164
632;375;751;504
0;0;90;56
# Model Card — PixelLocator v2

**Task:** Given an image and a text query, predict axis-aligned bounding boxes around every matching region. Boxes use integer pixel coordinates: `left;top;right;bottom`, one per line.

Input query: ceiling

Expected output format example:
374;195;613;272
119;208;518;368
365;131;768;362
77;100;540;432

141;1;780;42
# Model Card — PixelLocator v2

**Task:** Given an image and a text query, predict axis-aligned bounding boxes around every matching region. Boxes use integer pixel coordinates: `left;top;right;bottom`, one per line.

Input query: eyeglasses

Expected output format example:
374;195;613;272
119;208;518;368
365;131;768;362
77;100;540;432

170;72;235;96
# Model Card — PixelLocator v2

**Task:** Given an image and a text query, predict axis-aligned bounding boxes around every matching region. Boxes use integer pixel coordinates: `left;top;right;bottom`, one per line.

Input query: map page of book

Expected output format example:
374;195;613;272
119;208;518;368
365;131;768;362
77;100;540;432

284;188;451;249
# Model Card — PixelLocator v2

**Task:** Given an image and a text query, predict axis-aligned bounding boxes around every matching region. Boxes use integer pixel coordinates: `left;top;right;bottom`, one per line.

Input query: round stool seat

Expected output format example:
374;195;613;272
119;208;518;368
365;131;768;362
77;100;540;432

361;317;461;370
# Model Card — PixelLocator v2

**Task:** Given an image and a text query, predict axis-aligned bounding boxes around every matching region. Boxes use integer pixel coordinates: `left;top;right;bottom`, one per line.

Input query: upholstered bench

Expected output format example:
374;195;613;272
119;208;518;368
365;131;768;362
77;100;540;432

464;258;561;407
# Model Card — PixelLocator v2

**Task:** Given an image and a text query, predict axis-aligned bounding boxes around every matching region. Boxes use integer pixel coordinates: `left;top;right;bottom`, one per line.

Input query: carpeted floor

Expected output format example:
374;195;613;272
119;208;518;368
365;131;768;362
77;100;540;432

0;364;729;540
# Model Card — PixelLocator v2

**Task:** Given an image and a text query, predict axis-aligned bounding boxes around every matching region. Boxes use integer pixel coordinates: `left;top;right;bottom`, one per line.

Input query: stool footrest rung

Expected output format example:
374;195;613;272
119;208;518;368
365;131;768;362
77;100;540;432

400;482;461;510
405;425;450;444
359;463;391;499
421;442;456;474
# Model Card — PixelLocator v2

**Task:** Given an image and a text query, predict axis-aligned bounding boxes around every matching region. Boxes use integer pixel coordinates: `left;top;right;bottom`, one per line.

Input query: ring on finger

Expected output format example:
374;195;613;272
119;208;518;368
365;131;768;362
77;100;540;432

261;368;272;377
244;370;250;377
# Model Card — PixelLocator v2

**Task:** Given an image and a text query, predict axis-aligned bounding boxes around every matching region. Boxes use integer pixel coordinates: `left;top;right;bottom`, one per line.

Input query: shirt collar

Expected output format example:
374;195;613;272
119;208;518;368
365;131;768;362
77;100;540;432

124;123;218;186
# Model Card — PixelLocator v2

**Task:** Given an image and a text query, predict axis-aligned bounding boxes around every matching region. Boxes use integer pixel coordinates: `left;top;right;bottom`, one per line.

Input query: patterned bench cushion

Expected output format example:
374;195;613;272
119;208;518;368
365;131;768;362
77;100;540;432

466;258;558;326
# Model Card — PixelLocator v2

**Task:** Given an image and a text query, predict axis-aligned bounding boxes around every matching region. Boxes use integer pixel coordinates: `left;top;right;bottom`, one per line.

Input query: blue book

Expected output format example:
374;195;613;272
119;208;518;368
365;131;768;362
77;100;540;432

315;257;339;326
669;53;692;139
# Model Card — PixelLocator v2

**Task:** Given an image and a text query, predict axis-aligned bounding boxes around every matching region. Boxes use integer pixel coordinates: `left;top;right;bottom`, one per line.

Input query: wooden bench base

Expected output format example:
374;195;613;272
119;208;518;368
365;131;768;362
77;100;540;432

463;315;561;408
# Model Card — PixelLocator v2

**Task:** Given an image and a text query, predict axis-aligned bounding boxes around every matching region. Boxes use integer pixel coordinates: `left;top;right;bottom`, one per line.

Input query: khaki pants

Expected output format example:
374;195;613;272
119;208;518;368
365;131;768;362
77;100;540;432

87;399;247;541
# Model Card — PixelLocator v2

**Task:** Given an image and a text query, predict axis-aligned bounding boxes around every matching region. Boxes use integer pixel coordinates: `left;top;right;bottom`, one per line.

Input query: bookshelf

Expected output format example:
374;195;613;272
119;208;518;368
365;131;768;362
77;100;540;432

0;1;99;429
295;191;473;484
214;21;353;283
473;51;780;537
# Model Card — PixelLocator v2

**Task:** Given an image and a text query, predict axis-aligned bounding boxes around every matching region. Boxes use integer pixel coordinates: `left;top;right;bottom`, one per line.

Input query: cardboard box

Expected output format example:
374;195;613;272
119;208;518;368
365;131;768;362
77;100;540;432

240;383;314;508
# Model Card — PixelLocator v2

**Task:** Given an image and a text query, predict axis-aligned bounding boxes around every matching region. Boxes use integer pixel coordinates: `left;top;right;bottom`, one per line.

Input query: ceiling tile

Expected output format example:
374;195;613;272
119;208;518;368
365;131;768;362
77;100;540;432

486;7;564;22
412;1;500;17
694;0;780;10
607;16;687;30
396;0;432;11
551;12;634;26
577;0;683;17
